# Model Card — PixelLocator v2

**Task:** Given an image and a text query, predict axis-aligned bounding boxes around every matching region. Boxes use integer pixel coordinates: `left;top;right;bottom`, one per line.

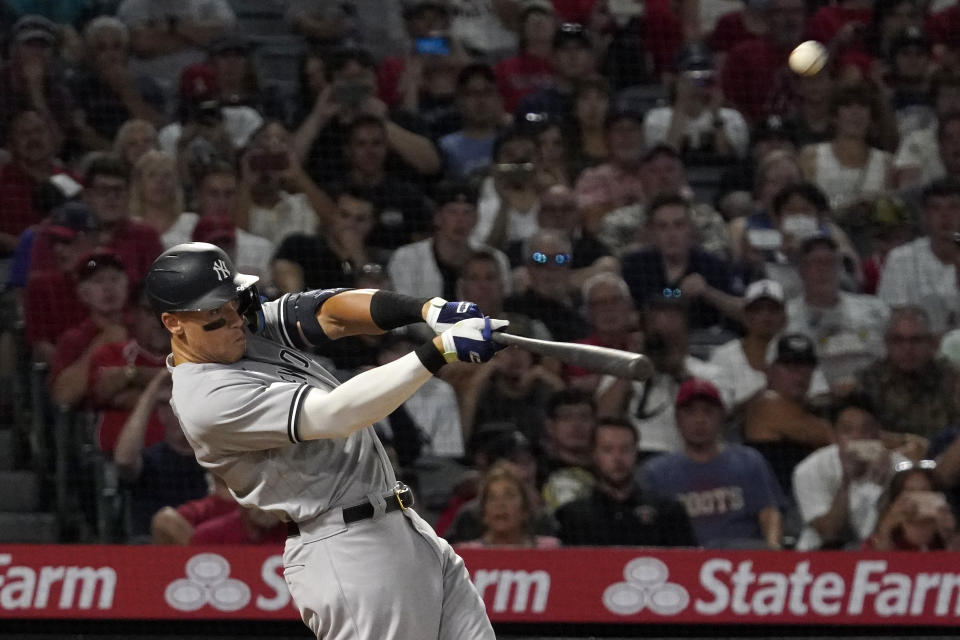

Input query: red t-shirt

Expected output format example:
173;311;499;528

0;163;65;238
88;339;166;454
50;317;105;380
494;53;555;113
709;11;761;54
24;269;85;347
551;0;598;24
30;219;163;286
927;5;960;49
639;0;684;76
176;494;237;528
722;36;794;122
378;55;405;108
190;509;288;545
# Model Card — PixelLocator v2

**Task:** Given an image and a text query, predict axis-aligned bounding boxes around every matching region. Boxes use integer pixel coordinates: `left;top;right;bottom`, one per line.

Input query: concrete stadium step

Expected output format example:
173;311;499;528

0;511;59;543
0;428;16;471
0;470;40;512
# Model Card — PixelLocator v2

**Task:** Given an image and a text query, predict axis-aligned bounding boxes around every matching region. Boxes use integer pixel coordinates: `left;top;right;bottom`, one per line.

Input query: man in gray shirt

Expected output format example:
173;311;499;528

146;242;499;639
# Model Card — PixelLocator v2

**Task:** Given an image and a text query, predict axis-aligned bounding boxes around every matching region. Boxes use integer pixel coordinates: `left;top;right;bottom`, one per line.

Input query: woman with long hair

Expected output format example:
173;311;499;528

129;150;195;248
867;461;958;550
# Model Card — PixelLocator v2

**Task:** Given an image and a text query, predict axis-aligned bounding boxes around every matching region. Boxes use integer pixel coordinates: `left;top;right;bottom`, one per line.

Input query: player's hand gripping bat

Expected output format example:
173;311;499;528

490;332;654;381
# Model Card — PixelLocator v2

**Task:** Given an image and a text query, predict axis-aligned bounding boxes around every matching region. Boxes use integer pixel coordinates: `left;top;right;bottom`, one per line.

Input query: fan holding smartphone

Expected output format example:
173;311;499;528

868;461;958;551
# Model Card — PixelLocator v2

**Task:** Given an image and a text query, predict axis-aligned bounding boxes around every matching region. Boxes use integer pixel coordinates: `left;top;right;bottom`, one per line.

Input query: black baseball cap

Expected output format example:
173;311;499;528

753;115;799;146
677;43;713;73
554;23;591;49
432;180;477;208
46;201;100;240
604;106;644;130
209;34;254;56
889;26;930;58
75;250;126;281
774;333;818;366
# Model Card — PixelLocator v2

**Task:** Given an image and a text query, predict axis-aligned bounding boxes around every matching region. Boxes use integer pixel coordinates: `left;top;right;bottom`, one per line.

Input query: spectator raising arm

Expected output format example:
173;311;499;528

114;368;171;482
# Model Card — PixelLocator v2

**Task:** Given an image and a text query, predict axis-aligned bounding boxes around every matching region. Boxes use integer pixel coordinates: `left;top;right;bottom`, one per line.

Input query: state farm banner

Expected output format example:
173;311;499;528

2;546;960;625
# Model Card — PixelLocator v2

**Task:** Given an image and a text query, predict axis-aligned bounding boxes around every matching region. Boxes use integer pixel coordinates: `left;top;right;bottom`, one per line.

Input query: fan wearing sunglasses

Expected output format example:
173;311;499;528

504;228;589;342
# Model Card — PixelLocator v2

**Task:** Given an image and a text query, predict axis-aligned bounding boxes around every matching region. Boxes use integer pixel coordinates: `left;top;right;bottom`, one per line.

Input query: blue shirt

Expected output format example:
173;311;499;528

439;131;496;180
641;444;783;547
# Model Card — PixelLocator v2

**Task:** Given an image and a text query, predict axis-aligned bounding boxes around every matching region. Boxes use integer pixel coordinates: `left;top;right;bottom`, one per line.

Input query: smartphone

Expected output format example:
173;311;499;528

249;151;289;173
334;81;373;110
415;36;450;56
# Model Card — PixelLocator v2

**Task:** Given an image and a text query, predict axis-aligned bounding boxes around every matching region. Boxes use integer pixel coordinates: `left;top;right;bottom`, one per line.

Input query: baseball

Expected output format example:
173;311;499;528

789;40;828;76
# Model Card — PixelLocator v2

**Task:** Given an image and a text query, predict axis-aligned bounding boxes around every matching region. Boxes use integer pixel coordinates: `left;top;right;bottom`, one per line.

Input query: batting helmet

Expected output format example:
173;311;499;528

145;242;259;314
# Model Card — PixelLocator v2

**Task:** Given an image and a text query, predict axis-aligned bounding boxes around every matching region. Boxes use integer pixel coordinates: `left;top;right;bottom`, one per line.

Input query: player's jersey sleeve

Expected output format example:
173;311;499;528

172;367;313;455
259;289;352;350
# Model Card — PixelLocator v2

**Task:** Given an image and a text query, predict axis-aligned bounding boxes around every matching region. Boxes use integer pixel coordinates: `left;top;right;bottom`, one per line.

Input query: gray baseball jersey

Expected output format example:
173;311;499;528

168;291;396;522
167;290;495;639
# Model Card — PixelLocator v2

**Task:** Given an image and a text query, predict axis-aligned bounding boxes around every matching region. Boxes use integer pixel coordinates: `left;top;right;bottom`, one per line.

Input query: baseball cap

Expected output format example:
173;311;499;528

402;0;449;18
519;0;555;16
46;201;100;240
484;430;534;463
753;114;799;146
798;232;838;257
179;64;218;102
75;250;125;281
677;43;713;73
433;181;477;210
890;26;930;57
554;23;591;49
12;15;57;45
192;215;236;245
208;34;254;56
774;333;818;366
675;378;724;409
604;106;644;130
743;279;784;308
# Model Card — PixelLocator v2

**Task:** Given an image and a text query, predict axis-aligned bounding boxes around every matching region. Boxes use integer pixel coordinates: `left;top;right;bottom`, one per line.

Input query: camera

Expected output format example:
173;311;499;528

494;162;535;188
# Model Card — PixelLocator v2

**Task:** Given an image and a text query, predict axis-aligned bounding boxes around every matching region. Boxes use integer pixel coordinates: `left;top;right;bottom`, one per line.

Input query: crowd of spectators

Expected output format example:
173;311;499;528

3;0;960;553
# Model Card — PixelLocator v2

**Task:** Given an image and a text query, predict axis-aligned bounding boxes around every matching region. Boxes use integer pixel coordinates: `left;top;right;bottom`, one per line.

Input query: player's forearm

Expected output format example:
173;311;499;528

298;349;438;439
316;289;432;339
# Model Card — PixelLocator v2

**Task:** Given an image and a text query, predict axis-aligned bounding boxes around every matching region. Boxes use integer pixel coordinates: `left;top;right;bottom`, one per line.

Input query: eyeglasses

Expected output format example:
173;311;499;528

662;287;683;298
531;251;572;266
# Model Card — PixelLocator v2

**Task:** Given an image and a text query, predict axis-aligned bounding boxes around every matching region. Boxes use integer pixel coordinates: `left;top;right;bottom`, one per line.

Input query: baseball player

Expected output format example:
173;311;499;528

145;242;500;639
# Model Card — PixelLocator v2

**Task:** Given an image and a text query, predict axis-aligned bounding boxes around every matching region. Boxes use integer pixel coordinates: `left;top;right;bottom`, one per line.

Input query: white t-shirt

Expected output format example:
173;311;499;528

793;444;907;550
598;356;733;453
893;126;945;186
160;212;199;249
247;192;318;247
785;293;889;390
810;142;890;212
449;0;518;59
877;236;960;334
235;228;275;289
471;175;539;246
708;340;768;409
643;106;750;158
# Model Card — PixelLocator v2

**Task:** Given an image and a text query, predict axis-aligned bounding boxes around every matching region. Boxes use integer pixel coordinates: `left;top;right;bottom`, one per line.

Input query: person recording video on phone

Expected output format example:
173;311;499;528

643;43;749;161
793;394;908;550
865;460;958;551
294;47;441;185
236;120;334;246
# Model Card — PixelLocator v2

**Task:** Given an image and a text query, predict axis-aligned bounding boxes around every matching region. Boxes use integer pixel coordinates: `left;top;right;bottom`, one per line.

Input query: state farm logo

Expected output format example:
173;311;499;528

165;554;251;612
603;557;690;616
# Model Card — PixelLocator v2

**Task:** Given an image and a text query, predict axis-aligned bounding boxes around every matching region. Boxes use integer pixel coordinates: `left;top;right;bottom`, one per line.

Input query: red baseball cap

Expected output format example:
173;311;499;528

675;379;723;410
192;215;236;245
179;64;218;102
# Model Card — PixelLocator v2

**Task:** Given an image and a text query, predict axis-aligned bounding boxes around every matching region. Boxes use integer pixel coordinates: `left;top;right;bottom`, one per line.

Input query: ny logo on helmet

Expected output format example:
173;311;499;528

212;259;231;281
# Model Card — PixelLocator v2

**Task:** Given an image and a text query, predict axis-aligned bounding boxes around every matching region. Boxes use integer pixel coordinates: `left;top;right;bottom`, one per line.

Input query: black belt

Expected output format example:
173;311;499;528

287;482;414;537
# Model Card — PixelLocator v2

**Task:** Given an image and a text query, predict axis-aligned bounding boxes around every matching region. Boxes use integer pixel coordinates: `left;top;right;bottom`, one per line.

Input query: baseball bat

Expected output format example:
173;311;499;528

491;332;654;381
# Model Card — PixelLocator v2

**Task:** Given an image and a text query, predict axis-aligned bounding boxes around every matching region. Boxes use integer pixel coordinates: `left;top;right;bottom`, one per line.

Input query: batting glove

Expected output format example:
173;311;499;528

439;316;509;363
425;297;483;334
